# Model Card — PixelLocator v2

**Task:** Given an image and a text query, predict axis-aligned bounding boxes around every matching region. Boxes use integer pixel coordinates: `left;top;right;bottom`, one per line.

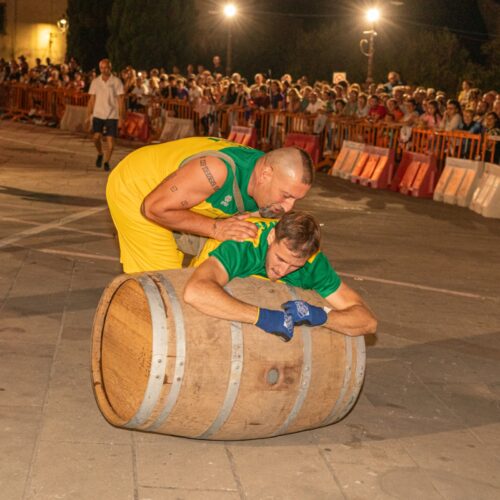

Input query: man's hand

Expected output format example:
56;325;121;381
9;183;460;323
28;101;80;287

213;214;258;242
282;300;327;327
255;308;294;342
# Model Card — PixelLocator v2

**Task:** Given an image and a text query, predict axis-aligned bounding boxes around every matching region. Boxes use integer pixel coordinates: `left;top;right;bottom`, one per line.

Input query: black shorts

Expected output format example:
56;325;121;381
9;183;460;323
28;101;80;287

92;118;118;137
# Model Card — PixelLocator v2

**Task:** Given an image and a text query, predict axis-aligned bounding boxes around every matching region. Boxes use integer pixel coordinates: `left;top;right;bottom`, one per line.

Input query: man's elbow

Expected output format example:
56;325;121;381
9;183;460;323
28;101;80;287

183;281;199;307
364;314;378;335
140;196;155;221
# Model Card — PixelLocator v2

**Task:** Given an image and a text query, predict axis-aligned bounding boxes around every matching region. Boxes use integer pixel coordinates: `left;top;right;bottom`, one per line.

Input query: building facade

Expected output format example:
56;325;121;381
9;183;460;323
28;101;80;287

0;0;68;63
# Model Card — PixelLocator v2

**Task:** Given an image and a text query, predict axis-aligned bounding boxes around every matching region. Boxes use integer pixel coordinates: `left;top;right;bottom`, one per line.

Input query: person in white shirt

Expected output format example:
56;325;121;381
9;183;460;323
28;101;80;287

85;59;125;171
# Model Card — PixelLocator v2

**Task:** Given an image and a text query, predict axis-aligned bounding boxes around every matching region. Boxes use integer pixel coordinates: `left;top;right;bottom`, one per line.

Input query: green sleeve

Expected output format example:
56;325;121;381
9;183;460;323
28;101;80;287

307;252;342;298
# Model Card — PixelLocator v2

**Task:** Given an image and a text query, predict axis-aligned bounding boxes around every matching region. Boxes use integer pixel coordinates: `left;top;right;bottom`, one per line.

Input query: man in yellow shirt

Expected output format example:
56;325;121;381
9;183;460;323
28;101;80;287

107;137;313;273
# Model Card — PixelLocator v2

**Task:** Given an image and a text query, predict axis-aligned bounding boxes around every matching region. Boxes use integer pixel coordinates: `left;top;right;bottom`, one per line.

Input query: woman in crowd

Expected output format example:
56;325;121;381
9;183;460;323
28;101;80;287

286;88;302;114
385;98;404;123
269;80;285;110
440;99;463;131
356;93;369;118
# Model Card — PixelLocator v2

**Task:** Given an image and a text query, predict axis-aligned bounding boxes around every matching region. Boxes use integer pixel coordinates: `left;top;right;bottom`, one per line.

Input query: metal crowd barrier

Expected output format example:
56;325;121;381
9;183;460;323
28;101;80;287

0;82;497;166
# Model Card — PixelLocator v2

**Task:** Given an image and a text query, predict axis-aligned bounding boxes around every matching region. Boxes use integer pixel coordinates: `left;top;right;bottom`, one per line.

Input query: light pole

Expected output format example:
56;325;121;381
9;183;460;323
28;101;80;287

223;3;237;76
359;7;380;85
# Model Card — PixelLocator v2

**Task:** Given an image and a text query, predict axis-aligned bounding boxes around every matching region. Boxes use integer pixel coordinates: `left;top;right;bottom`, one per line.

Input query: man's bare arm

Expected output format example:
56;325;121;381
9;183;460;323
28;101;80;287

323;283;377;336
141;156;257;241
183;257;258;323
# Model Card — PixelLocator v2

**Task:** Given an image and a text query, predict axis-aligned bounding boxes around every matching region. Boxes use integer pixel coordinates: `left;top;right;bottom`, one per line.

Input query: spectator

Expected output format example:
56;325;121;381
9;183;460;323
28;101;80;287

484;111;500;135
440;99;463;131
129;75;150;111
286;88;302;113
383;71;402;95
367;95;387;122
333;98;346;116
458;80;472;108
461;109;482;134
269;80;284;110
356;93;369;118
187;77;203;106
419;100;442;129
344;89;358;117
474;100;488;125
305;91;325;114
385;98;404;123
211;55;223;76
483;112;500;163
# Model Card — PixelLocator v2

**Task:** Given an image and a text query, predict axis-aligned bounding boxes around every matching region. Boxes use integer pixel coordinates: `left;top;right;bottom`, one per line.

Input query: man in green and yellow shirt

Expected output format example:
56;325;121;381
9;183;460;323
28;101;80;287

106;137;313;273
185;211;377;341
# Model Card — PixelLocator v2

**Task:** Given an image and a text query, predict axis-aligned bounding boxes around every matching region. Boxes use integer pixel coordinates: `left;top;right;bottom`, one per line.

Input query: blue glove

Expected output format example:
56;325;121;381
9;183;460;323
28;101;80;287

282;300;328;327
255;308;294;342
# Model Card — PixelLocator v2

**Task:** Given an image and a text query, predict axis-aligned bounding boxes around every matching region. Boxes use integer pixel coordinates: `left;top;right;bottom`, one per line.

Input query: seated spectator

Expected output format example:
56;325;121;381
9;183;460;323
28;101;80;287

440;99;463;131
356;93;369;118
367;95;387;122
419;100;442;129
385;98;404;123
461;109;482;134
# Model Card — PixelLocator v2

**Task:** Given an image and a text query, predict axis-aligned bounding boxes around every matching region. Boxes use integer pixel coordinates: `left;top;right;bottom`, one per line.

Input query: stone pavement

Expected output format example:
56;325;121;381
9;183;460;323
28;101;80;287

0;121;499;500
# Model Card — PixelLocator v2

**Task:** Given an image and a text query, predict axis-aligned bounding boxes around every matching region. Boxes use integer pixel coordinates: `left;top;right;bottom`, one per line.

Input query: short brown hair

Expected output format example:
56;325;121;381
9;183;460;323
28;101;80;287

274;211;321;258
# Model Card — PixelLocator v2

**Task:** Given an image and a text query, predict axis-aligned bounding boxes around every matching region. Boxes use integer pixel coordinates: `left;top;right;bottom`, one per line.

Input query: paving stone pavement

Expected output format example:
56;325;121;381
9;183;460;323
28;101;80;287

0;121;499;500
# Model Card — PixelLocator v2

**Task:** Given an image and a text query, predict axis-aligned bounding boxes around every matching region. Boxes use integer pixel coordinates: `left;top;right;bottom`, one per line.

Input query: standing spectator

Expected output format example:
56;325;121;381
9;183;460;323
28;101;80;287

286;88;302;113
483;112;500;163
344;89;358;117
458;80;472;108
356;94;369;118
85;59;125;172
187;77;203;106
440;99;463;131
305;91;325;114
161;75;178;99
211;55;223;77
269;80;285;110
129;75;150;111
383;71;402;95
176;79;189;100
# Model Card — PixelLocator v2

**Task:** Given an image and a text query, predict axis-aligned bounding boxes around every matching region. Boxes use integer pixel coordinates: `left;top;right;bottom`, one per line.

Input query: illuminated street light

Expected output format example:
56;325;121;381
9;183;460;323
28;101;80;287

365;7;380;23
223;4;237;18
57;15;69;33
360;7;381;84
223;4;237;75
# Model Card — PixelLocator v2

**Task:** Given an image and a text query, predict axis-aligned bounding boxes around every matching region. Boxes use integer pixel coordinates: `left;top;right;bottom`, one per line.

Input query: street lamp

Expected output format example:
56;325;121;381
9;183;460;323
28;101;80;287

56;15;69;33
223;3;237;75
360;7;381;85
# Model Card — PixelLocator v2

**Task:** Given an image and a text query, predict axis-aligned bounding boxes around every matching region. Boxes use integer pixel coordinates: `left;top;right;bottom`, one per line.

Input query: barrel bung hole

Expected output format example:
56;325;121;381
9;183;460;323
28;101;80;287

267;368;280;385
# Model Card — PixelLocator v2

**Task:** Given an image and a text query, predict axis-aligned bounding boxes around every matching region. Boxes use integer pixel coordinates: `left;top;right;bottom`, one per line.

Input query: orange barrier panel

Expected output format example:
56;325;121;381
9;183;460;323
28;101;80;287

120;112;150;142
352;145;395;189
329;140;366;178
395;151;438;198
284;132;322;166
227;125;257;148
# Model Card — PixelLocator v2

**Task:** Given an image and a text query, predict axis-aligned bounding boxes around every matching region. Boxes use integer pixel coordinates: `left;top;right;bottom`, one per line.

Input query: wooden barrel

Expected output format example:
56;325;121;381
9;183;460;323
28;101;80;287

91;269;365;440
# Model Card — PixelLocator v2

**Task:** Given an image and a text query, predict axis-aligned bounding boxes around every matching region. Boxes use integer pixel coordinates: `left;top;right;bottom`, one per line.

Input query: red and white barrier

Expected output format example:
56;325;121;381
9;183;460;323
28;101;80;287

329;140;365;178
470;162;500;219
433;158;483;207
350;145;395;189
227;125;258;148
393;151;438;198
284;133;321;166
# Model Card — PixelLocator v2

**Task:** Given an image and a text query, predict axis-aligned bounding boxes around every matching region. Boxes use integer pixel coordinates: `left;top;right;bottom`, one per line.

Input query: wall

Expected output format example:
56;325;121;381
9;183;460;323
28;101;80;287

0;0;68;64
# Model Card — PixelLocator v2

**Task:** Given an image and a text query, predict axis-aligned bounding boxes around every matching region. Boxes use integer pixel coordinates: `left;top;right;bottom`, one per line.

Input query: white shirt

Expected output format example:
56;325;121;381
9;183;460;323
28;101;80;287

89;74;124;120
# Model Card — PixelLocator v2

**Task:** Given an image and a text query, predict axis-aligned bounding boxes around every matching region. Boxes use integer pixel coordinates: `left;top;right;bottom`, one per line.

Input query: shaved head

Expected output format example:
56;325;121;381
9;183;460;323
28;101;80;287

262;147;314;185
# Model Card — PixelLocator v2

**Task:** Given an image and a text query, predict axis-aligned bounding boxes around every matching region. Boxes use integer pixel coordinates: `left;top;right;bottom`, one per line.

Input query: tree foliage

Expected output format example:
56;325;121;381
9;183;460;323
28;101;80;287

66;0;114;71
106;0;196;71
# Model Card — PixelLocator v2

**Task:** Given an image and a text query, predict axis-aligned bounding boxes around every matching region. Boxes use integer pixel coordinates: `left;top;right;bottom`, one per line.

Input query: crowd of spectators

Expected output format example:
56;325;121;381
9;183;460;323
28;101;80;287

1;55;499;139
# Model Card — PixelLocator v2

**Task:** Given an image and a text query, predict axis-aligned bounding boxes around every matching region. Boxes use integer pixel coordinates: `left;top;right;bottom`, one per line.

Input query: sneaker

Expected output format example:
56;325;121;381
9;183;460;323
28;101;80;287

96;154;103;168
104;162;110;172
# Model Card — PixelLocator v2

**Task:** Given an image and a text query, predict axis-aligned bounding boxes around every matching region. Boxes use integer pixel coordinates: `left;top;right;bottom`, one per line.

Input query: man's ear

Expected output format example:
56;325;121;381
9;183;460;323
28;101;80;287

260;160;273;182
267;228;276;245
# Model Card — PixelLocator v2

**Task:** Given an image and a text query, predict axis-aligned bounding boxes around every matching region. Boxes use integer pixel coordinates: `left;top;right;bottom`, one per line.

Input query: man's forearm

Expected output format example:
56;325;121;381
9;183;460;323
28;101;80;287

184;278;258;324
141;203;216;238
324;304;377;336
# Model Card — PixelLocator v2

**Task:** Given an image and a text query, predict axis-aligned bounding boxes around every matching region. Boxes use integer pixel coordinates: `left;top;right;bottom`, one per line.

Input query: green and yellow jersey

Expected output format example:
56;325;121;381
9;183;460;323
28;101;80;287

192;218;342;298
108;137;263;219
